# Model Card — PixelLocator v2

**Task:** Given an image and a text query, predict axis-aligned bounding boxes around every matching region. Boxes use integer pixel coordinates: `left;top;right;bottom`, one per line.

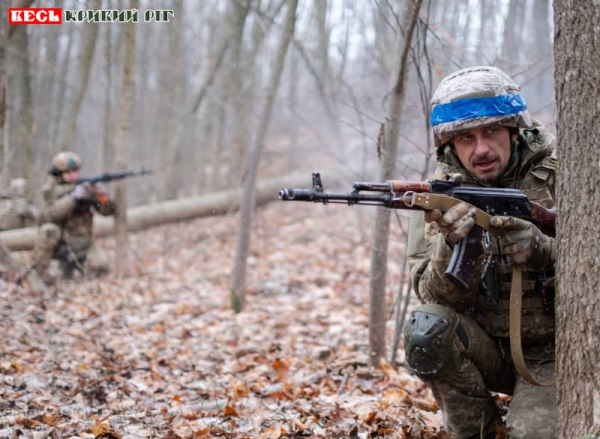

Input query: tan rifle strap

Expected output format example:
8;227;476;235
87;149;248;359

509;265;556;386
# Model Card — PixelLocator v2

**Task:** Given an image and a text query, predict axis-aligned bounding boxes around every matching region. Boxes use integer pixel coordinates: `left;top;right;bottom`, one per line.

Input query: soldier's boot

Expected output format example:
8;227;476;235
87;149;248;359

404;304;516;439
27;223;62;293
85;242;109;277
25;270;47;294
506;360;556;438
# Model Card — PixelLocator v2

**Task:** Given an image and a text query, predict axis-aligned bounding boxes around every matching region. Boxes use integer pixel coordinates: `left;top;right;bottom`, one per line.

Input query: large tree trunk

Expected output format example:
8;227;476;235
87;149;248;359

554;0;600;437
1;172;325;251
113;0;138;277
12;26;35;201
0;1;8;187
231;0;298;312
368;0;422;367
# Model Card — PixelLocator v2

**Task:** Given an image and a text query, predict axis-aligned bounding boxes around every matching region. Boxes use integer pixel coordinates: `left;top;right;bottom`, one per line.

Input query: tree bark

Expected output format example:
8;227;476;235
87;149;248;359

101;19;113;172
368;0;423;367
113;0;138;277
51;24;76;152
12;26;35;201
62;0;101;151
554;0;600;437
231;0;299;312
0;1;8;187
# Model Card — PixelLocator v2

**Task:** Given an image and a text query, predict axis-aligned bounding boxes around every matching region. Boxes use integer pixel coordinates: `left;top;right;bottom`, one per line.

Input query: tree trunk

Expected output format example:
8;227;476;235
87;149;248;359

225;0;251;189
554;1;600;437
0;1;8;187
51;24;75;152
501;0;519;70
13;26;35;201
368;0;423;367
101;20;113;172
62;0;101;151
113;0;138;277
231;0;298;313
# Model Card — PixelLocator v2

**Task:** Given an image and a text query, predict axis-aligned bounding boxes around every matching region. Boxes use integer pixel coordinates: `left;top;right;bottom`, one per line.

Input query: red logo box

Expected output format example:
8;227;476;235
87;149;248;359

9;8;63;24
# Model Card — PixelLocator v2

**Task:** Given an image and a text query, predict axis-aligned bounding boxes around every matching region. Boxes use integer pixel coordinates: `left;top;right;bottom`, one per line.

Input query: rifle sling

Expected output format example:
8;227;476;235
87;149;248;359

410;193;556;386
509;266;555;386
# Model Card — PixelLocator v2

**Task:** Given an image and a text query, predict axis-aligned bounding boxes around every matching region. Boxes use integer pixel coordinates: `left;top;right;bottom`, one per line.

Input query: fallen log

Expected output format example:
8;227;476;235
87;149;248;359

0;170;347;251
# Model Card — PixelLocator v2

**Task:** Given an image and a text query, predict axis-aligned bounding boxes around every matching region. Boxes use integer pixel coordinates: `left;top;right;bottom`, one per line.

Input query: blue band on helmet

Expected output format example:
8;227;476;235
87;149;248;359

430;94;527;127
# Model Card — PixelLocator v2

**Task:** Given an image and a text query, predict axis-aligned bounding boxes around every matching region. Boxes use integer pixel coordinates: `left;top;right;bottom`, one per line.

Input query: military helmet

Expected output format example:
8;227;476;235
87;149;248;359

50;151;82;176
430;66;532;148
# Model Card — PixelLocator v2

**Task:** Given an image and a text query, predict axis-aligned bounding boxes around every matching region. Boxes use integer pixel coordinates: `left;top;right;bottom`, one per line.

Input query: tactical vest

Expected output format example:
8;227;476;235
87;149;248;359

439;124;557;341
473;151;556;342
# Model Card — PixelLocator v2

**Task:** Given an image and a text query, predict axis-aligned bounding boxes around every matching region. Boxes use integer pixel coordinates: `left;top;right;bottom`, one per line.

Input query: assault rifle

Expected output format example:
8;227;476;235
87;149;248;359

279;172;556;290
76;169;153;185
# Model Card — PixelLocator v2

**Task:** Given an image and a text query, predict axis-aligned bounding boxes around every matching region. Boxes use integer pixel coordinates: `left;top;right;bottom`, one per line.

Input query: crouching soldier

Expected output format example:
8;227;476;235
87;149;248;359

26;152;115;292
0;178;38;231
404;67;557;438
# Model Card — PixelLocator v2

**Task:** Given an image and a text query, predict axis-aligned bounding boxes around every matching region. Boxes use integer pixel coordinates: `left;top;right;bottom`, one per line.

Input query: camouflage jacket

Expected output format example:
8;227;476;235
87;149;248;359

39;177;115;242
0;194;38;231
408;120;556;341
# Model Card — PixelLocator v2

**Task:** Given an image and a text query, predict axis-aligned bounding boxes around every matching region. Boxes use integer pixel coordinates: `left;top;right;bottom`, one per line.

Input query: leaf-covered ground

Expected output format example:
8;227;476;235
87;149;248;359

1;200;449;439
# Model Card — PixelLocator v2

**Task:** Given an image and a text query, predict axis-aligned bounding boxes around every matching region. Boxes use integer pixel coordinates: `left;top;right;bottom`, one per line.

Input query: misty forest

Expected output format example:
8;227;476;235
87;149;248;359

1;0;599;438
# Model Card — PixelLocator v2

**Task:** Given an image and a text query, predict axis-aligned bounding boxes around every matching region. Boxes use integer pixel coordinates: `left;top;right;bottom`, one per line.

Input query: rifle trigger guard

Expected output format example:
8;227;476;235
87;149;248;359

403;191;415;207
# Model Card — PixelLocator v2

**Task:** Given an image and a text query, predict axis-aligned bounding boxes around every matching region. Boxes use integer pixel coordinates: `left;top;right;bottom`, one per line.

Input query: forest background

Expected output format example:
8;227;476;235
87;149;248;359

0;0;574;438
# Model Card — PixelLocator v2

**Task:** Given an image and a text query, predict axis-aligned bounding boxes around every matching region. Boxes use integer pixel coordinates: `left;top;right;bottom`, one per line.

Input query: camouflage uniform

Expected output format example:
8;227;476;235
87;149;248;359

404;67;557;439
0;179;38;231
31;153;114;280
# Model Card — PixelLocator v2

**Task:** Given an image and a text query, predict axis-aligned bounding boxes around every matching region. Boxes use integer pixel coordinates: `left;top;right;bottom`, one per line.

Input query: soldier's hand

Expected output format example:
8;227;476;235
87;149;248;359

71;183;94;201
424;202;478;245
93;182;108;195
490;216;555;269
93;183;109;204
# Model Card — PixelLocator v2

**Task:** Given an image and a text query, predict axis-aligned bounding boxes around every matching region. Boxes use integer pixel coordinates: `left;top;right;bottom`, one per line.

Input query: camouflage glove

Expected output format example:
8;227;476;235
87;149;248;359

424;202;478;246
70;183;95;201
93;182;109;204
490;216;556;269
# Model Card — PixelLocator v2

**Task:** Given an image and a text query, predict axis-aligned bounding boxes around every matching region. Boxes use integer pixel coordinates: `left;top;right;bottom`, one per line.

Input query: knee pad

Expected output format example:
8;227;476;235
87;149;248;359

404;304;468;378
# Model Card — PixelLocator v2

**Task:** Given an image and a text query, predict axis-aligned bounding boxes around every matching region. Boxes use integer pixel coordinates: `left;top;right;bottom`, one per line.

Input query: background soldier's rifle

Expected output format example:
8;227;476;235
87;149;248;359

76;169;153;185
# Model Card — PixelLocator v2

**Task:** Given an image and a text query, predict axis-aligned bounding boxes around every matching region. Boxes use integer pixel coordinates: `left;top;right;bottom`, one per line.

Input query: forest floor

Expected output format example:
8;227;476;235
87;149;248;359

0;198;451;439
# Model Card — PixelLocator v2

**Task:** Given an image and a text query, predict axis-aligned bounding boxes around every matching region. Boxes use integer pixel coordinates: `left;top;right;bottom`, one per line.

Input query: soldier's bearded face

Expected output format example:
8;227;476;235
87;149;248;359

62;170;80;184
452;125;515;182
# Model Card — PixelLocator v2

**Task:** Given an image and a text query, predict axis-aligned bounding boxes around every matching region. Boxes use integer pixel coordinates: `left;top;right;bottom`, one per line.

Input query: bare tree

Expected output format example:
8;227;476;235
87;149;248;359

368;0;423;367
101;20;113;172
12;26;35;200
554;1;600;437
62;0;101;151
231;0;298;312
113;0;138;277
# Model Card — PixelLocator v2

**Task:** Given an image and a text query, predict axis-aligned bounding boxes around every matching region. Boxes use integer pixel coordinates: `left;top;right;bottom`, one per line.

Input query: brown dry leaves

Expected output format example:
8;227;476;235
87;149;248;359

0;201;447;438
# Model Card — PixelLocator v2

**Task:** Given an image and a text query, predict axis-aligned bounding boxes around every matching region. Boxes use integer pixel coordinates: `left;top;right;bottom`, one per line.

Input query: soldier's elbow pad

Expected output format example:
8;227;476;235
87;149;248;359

403;303;467;378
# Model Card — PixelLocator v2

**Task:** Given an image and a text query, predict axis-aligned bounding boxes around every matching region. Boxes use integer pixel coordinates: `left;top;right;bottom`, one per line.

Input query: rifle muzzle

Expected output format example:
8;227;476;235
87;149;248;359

279;188;316;201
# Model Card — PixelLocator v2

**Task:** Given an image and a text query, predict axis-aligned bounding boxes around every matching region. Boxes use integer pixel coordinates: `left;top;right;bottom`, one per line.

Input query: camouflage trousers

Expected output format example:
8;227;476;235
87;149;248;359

404;304;556;439
32;223;109;276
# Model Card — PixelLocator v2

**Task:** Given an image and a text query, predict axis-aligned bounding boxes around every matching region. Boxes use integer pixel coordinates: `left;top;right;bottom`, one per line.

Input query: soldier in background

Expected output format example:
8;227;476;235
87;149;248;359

26;152;114;292
0;178;38;231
